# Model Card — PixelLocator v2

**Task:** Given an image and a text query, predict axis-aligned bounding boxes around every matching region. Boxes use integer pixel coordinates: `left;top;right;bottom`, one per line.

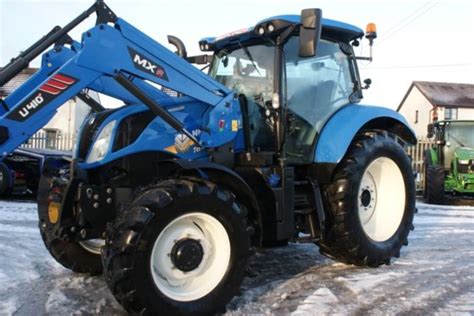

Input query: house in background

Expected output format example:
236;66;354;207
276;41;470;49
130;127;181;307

397;81;474;138
0;68;92;150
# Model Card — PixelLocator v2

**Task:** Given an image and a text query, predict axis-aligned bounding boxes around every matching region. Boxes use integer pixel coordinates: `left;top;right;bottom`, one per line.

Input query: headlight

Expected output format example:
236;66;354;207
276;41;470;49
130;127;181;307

458;159;470;165
86;120;116;163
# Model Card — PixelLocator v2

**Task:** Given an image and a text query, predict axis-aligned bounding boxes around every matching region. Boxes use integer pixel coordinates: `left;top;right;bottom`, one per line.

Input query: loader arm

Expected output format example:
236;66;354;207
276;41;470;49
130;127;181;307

0;1;239;159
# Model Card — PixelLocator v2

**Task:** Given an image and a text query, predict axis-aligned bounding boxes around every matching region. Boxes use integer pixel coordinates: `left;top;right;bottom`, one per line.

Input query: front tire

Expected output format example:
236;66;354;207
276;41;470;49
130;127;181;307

37;164;103;275
102;178;250;315
318;132;416;267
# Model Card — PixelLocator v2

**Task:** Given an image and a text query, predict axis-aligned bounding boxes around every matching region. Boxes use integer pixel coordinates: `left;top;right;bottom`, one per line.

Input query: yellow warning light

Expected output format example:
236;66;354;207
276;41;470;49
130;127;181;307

366;23;377;34
365;23;377;46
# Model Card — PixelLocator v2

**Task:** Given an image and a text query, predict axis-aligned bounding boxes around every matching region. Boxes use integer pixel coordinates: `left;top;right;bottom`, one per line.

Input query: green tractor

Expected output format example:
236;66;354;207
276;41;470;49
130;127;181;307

424;120;474;204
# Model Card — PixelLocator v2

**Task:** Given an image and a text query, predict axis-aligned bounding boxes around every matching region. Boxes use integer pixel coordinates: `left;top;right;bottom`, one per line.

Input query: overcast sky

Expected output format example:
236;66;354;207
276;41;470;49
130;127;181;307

1;0;473;109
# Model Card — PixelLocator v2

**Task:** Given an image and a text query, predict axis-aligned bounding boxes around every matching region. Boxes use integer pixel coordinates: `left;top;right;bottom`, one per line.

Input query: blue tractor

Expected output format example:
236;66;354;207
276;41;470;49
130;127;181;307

0;2;416;314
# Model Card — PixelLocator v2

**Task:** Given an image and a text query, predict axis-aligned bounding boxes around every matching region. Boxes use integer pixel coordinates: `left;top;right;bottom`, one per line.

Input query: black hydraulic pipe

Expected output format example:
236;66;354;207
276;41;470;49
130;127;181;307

77;91;105;112
0;1;101;87
238;95;252;153
0;26;60;86
114;73;200;146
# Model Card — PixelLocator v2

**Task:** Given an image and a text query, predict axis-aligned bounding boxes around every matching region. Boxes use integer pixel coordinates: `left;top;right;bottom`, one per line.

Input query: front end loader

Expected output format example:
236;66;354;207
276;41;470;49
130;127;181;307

0;1;417;314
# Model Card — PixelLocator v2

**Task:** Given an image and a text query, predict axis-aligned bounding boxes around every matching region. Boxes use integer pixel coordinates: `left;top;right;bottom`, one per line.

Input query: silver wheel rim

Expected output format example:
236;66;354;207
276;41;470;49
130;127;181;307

358;157;406;242
79;239;105;255
150;212;231;302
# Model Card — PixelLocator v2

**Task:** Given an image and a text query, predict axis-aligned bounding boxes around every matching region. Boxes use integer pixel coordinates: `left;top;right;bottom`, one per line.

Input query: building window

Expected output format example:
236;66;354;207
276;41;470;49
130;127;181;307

444;108;458;120
415;110;419;124
44;128;60;149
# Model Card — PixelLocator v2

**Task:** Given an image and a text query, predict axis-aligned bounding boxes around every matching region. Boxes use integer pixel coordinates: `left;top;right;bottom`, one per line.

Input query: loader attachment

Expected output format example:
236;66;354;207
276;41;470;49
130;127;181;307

0;0;240;160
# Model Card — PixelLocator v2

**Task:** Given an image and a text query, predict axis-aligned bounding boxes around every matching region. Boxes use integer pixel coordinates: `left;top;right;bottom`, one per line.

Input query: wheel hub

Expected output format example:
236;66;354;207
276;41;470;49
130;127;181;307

357;157;406;242
360;189;372;207
150;212;231;302
171;238;204;272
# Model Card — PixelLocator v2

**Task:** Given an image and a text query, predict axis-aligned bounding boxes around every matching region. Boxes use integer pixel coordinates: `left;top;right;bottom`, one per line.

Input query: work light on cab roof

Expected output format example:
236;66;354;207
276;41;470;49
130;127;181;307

199;9;378;62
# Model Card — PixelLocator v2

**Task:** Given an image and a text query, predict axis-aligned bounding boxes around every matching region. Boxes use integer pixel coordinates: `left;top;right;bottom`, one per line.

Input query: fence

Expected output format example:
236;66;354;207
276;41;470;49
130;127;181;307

406;139;435;191
19;131;432;190
21;131;76;152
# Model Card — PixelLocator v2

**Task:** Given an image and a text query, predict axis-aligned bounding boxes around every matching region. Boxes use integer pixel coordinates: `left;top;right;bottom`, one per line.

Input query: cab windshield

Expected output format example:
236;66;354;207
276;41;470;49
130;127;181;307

445;122;474;148
210;44;276;151
210;44;275;107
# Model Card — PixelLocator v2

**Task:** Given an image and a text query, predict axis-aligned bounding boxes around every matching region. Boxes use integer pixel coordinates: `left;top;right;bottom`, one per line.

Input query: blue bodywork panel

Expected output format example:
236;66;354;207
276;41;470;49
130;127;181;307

314;104;416;163
200;15;364;51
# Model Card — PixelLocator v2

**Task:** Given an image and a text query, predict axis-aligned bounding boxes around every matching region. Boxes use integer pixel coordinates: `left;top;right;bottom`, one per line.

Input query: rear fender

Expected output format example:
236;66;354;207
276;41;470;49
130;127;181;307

314;104;416;164
429;147;439;166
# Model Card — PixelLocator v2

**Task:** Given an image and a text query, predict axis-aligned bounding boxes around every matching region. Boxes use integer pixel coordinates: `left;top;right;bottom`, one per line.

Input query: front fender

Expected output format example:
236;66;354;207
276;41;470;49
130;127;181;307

314;104;416;163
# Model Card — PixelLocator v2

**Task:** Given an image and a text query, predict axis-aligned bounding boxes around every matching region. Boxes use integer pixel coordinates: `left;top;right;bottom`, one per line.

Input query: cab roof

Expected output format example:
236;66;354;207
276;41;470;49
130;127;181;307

200;14;364;51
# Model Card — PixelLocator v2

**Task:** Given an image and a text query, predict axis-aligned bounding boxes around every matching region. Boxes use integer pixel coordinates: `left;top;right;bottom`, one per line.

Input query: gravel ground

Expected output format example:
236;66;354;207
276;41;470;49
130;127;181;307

0;200;473;315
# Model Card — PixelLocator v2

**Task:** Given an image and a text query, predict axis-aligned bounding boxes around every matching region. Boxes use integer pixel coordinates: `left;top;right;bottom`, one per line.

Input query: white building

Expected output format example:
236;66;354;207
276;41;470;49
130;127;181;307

397;81;474;138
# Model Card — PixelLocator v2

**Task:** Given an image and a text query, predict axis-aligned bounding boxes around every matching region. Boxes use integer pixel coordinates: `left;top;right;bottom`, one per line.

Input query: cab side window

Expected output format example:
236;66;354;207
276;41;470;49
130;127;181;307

284;37;354;163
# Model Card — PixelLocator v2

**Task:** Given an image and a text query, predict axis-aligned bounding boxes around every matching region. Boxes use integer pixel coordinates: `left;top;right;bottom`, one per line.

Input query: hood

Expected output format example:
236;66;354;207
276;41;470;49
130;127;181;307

454;147;474;161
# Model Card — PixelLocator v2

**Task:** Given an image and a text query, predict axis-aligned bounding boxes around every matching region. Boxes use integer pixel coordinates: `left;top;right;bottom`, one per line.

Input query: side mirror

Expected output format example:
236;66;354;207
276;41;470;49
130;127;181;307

298;9;322;58
362;78;372;90
427;124;434;138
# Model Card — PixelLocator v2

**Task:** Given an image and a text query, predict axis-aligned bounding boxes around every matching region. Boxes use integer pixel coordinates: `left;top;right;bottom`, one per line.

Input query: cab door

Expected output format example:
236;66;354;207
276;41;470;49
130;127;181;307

283;37;356;163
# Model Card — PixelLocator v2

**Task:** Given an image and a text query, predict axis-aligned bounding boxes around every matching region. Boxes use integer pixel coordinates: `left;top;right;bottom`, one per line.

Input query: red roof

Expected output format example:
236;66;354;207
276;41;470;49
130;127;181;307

398;81;474;111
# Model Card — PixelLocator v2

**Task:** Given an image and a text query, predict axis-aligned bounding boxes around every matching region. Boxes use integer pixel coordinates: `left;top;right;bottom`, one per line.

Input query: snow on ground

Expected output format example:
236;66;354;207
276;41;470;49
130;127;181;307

0;199;473;315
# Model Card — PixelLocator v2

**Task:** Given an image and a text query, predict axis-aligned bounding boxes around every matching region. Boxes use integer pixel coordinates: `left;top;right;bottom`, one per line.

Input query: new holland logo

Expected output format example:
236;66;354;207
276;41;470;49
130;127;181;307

7;73;77;122
128;47;168;81
165;129;202;154
174;133;192;153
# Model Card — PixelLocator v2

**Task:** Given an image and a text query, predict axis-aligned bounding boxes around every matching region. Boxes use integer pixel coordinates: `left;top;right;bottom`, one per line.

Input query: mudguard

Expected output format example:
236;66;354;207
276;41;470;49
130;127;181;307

314;104;416;163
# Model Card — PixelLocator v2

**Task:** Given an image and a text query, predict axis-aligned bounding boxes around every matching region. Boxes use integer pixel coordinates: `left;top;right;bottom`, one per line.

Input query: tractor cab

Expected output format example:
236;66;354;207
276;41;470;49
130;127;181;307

425;120;474;202
202;13;367;163
428;120;474;170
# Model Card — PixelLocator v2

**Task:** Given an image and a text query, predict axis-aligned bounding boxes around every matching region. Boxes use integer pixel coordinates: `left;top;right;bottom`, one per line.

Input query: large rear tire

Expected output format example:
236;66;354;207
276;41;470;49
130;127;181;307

318;132;416;267
425;166;445;205
423;149;445;204
102;178;250;315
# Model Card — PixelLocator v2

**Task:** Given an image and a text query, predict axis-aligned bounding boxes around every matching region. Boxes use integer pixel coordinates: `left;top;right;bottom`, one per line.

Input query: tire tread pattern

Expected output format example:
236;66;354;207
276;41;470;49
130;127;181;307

102;177;249;315
317;132;416;267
